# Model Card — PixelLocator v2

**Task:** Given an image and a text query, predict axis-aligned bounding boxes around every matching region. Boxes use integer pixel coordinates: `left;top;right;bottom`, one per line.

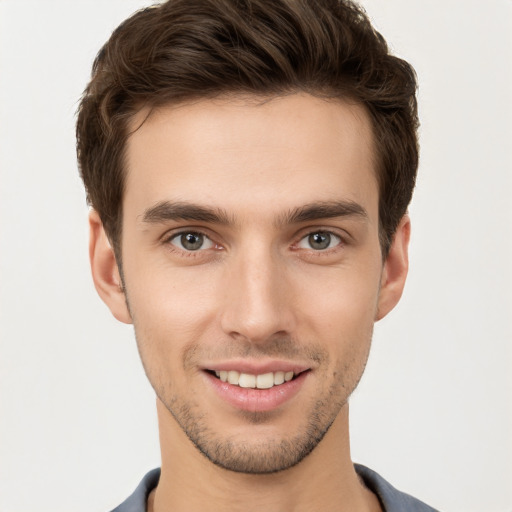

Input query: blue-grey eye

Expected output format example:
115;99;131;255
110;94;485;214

297;231;341;250
170;232;214;251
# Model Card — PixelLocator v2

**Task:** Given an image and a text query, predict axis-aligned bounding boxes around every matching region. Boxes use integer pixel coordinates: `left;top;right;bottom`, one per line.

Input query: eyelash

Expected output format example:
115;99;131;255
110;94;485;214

294;230;344;252
164;230;220;256
162;228;347;257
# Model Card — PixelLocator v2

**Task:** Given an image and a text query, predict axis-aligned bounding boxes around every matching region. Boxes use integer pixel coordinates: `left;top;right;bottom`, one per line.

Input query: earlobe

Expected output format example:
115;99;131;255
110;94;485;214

375;215;411;321
89;210;132;324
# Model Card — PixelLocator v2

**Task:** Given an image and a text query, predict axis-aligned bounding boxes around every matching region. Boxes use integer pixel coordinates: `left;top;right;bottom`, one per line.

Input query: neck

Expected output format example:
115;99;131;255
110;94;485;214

149;399;381;512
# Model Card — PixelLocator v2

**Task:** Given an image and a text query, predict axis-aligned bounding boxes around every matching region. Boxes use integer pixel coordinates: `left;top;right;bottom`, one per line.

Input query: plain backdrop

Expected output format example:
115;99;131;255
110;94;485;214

0;1;511;511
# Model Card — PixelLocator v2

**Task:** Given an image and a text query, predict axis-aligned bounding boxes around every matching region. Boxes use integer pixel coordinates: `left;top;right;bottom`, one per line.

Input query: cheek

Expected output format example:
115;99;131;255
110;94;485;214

124;263;222;352
295;262;381;329
292;262;381;378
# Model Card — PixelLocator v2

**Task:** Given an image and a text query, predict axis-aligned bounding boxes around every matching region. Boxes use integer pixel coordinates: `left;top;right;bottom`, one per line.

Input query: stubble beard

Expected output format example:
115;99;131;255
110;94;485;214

161;383;347;474
136;338;370;475
125;275;374;475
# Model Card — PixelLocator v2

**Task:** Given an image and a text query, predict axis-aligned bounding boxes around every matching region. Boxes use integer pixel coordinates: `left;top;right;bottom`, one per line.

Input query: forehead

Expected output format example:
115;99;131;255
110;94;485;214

123;93;378;224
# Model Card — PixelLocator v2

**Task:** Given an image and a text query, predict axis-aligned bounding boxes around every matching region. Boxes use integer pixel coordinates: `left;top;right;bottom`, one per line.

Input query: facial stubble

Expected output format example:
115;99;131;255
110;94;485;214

131;319;373;475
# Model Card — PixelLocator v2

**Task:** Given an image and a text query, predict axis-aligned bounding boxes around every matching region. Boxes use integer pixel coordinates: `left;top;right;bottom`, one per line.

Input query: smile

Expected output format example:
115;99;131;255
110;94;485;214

205;367;309;412
212;370;295;389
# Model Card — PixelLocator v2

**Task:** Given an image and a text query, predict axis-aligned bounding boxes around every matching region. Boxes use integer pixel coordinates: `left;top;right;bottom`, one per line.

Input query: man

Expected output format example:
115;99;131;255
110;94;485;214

76;0;438;510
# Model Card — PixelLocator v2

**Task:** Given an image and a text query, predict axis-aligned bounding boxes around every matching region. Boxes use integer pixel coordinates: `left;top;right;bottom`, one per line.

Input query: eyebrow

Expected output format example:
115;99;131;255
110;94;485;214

141;201;233;225
277;200;368;226
141;199;368;227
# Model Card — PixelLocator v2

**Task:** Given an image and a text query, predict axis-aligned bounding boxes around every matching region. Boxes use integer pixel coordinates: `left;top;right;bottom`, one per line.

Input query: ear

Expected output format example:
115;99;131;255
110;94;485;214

89;210;132;324
375;215;411;321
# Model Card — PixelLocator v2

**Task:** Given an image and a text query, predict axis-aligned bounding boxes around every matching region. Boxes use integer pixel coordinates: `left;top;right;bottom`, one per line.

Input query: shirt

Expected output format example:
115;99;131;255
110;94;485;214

110;464;440;512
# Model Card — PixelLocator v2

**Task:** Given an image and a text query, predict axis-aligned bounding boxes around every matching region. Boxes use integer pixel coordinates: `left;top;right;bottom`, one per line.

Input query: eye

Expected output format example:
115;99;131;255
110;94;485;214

297;231;342;251
169;232;214;251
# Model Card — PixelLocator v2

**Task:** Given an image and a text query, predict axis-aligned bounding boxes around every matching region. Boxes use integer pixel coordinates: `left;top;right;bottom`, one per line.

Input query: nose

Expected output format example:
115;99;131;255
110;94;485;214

219;246;296;344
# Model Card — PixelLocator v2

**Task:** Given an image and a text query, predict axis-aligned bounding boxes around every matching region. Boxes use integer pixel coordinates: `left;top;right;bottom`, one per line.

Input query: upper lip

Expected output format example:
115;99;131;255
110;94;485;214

202;359;311;375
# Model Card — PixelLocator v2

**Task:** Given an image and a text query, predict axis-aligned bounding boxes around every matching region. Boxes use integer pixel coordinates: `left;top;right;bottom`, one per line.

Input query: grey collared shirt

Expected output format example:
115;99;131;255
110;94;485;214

110;464;440;512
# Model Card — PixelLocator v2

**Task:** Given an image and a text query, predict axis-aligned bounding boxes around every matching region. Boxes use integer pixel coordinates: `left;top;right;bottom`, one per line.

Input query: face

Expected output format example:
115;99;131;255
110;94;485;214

91;93;409;474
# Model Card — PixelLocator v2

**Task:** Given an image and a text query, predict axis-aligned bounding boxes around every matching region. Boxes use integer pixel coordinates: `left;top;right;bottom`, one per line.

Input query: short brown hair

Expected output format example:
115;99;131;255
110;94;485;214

76;0;418;258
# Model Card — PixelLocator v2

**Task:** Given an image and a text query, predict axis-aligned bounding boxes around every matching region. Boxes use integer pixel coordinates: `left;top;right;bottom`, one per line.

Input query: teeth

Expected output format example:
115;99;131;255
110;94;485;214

274;371;285;385
227;370;240;385
213;370;296;388
238;373;256;388
256;372;274;389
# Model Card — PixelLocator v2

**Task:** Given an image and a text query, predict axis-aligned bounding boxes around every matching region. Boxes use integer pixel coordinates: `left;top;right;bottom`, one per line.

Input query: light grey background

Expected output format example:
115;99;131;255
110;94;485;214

0;1;511;511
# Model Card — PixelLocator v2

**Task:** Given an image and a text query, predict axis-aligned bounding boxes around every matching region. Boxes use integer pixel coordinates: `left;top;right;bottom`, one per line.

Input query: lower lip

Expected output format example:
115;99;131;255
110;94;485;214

204;371;309;413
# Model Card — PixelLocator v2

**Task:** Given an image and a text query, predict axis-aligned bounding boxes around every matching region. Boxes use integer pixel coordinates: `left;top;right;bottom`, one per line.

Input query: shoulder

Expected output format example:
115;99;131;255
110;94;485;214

354;464;440;512
109;468;160;512
108;465;439;512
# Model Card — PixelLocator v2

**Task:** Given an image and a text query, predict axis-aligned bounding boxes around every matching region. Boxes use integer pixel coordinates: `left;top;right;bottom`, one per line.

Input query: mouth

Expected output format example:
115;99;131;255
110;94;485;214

203;365;311;412
206;369;303;389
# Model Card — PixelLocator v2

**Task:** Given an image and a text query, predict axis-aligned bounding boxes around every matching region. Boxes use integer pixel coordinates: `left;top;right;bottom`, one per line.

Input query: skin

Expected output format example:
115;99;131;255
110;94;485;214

89;93;410;512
